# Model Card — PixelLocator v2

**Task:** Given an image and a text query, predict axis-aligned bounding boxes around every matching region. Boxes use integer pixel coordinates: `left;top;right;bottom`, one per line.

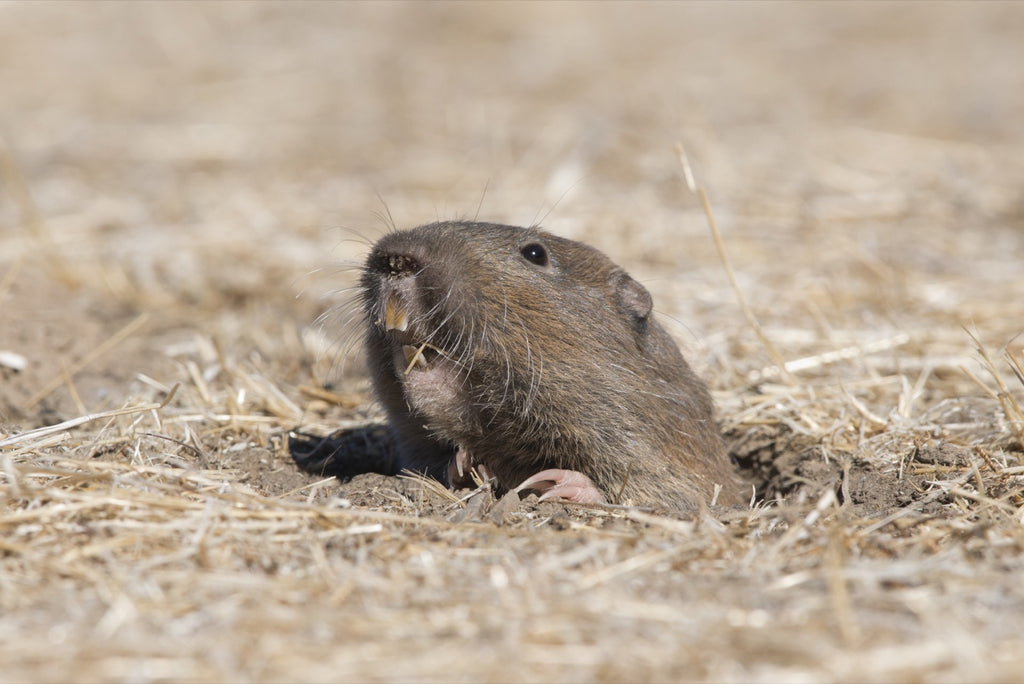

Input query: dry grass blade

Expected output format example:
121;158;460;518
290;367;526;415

298;384;362;408
577;546;684;590
963;326;1024;449
1;384;177;449
752;333;910;382
22;312;150;411
397;469;463;505
677;143;794;383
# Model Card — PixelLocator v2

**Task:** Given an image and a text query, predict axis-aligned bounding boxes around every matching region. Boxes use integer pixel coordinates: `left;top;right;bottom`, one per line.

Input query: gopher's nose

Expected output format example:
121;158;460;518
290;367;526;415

373;250;421;278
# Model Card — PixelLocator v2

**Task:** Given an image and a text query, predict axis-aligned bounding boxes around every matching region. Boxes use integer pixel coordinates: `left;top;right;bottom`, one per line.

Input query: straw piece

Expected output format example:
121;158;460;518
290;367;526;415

22;313;150;411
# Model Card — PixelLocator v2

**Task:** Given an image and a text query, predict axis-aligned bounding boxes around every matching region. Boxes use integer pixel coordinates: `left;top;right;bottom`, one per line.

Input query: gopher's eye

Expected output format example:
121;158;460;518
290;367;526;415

520;243;549;267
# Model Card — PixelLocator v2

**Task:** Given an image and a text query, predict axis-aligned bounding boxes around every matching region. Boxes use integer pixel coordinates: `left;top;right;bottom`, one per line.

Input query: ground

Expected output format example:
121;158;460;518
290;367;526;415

2;3;1024;682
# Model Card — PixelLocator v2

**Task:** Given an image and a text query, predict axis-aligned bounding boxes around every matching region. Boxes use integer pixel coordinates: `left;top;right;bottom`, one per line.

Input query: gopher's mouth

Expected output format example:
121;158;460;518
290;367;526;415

381;293;445;374
400;342;442;373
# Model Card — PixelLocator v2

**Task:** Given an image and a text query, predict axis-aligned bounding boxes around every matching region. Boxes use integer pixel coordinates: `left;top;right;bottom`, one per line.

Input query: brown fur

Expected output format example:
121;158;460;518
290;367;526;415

360;221;745;512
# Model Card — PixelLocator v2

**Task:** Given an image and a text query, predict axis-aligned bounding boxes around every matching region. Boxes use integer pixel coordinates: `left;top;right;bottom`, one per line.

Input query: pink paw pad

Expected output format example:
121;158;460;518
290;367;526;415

516;469;606;504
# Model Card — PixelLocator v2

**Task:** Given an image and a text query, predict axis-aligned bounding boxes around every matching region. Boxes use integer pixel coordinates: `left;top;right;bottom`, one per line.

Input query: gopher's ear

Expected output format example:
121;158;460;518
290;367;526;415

611;272;653;329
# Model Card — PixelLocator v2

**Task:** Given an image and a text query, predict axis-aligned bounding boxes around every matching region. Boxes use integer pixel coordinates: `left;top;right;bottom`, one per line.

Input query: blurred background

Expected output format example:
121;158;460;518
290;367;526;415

2;1;1023;414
